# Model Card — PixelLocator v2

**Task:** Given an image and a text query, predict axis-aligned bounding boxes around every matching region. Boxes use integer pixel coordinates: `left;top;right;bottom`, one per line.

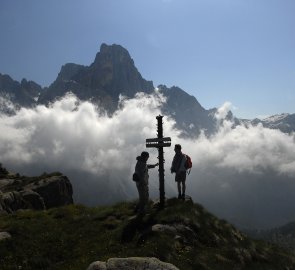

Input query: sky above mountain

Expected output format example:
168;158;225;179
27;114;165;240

0;0;294;119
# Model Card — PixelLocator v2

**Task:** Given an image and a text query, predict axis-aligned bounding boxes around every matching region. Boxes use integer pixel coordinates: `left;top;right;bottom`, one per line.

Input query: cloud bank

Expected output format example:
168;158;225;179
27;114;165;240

1;93;295;229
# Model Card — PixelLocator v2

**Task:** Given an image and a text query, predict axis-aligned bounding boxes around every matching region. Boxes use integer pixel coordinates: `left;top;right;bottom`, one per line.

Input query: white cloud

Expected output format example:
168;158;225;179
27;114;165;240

0;94;17;114
1;94;295;229
214;101;232;121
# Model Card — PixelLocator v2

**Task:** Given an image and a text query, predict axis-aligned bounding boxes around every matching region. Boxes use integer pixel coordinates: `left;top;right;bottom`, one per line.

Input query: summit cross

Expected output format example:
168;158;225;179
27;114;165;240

146;115;171;207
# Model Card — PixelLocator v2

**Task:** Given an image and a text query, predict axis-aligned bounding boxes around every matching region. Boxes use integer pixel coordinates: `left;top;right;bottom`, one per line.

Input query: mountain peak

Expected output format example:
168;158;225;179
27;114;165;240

100;43;130;54
87;43;153;98
93;43;134;66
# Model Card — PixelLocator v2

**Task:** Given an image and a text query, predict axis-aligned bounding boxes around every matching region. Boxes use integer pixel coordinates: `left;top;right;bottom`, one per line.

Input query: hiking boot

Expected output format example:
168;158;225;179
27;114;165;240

178;194;182;199
182;194;185;200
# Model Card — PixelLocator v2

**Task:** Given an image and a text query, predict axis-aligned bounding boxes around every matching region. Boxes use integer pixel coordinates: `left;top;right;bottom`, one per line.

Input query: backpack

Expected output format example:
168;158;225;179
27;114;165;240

184;154;192;174
132;172;140;182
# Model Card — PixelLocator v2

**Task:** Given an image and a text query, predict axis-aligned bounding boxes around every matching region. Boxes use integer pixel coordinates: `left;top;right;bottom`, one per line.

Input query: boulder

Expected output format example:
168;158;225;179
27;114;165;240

152;224;177;234
27;175;73;208
0;174;73;213
0;178;14;189
87;257;179;270
0;191;24;213
20;190;46;210
0;231;11;241
87;261;107;270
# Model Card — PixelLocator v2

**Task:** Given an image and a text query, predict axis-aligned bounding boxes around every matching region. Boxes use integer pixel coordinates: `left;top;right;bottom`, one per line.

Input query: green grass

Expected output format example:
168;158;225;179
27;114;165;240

0;199;295;270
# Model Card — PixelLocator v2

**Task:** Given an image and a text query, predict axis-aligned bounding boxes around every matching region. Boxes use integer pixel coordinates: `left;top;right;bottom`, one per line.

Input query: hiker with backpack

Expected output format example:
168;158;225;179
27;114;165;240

171;144;192;200
133;151;158;214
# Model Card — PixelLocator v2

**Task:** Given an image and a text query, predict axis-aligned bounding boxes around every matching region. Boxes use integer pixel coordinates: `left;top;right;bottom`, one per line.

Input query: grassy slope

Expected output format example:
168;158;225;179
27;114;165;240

0;198;295;270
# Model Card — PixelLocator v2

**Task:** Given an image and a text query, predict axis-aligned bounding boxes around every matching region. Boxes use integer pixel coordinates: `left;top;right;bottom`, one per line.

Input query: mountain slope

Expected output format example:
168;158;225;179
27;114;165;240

158;85;217;136
1;198;295;270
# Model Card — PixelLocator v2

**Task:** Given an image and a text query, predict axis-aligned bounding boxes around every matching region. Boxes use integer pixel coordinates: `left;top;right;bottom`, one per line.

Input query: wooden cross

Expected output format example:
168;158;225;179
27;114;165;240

146;115;171;206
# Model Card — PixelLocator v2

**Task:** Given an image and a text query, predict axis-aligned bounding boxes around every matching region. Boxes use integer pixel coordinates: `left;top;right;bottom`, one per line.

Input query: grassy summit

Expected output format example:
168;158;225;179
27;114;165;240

0;198;295;270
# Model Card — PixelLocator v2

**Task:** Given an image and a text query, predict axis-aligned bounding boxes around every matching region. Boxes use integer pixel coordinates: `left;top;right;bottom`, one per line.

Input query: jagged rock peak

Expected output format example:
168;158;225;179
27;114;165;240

94;43;134;65
88;43;154;97
56;63;86;82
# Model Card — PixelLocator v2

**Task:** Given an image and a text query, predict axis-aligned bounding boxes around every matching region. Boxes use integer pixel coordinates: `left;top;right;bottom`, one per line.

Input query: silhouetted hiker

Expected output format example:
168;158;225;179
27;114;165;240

133;151;158;214
171;144;187;200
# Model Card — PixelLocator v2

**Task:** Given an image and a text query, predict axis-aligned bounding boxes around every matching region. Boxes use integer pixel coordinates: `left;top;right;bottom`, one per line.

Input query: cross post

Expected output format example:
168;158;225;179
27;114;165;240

146;115;171;207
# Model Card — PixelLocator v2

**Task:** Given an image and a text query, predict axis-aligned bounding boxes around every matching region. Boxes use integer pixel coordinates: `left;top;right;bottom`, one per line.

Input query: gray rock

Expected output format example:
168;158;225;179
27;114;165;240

0;179;14;189
0;191;24;212
20;190;46;210
0;174;73;213
107;257;179;270
87;261;107;270
28;175;73;208
87;257;179;270
0;190;46;212
0;232;11;241
152;224;177;234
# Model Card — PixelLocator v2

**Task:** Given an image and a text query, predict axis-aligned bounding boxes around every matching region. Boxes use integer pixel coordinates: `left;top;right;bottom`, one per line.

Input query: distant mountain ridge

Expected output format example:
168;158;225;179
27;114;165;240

1;43;294;135
0;74;42;114
238;113;295;134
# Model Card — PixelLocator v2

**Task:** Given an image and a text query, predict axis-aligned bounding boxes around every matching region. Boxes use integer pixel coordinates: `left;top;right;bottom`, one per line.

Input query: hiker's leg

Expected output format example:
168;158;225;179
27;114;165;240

144;185;149;207
180;171;186;199
177;181;182;198
181;181;186;200
136;184;145;213
182;181;186;196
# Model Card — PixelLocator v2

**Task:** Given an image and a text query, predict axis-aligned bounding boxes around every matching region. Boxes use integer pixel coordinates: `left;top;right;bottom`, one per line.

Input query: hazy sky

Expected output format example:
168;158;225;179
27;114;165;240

0;0;294;119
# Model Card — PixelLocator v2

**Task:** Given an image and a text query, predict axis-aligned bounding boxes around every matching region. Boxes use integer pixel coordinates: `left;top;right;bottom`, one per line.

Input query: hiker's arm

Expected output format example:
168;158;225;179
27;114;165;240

147;163;159;169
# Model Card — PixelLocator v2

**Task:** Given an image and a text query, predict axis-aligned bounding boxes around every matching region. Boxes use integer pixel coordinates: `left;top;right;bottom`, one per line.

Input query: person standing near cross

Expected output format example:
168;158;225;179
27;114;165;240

134;151;158;214
171;144;187;200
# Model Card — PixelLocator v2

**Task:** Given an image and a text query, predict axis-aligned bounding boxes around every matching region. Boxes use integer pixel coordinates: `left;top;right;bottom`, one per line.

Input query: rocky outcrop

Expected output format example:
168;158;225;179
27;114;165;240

0;171;73;213
26;175;73;208
87;257;179;270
